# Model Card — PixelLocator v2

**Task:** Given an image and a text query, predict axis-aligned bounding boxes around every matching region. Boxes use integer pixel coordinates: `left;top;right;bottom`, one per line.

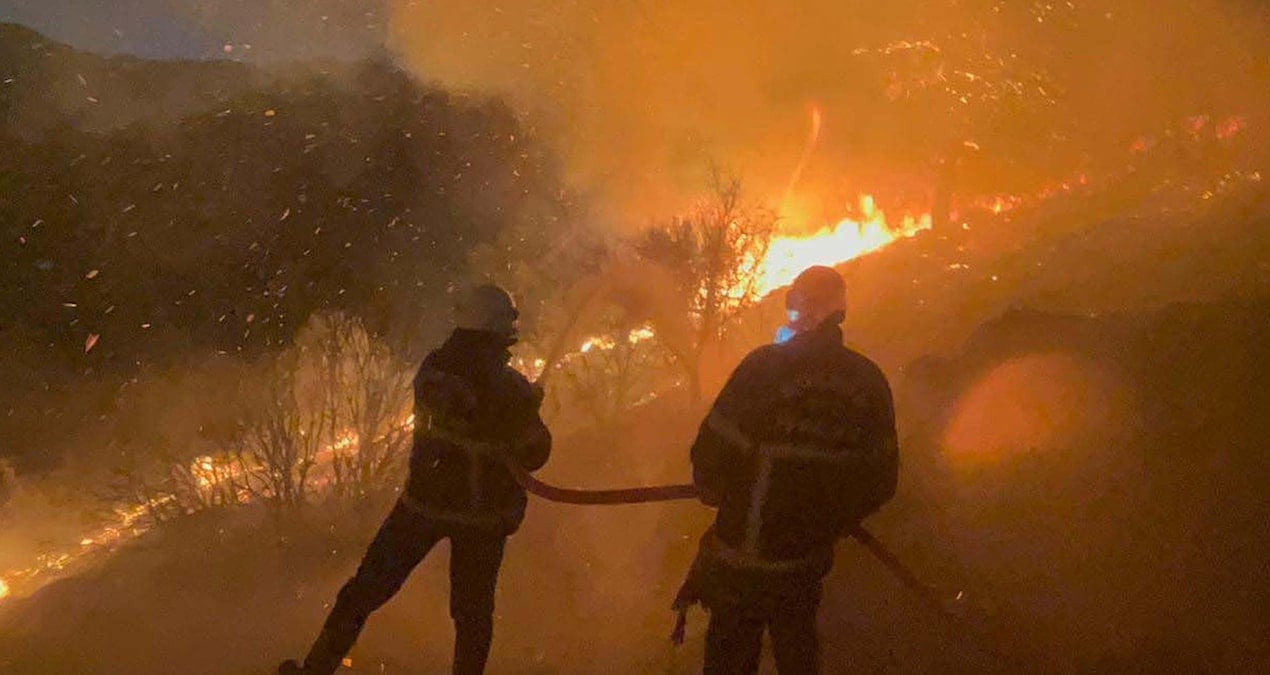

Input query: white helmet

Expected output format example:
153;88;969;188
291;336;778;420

785;265;847;333
454;283;520;343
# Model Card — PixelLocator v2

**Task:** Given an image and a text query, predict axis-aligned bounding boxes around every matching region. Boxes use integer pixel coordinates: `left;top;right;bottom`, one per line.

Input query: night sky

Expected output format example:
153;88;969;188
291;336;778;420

0;0;388;61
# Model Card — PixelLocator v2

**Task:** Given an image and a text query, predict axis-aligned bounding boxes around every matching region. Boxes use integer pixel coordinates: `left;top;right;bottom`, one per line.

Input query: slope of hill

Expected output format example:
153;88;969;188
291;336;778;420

0;22;261;138
2;294;1265;674
1;18;1267;675
0;27;581;471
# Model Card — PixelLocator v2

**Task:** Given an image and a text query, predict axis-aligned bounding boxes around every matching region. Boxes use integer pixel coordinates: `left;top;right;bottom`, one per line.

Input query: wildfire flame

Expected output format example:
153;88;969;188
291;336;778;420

782;104;824;209
0;434;362;601
579;325;656;354
756;194;931;296
761;106;932;296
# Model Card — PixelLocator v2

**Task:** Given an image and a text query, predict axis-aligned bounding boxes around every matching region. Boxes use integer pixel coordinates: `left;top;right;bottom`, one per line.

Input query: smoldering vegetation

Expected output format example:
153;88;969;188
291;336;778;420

0;21;588;469
0;22;596;608
3;206;1267;673
1;4;1269;674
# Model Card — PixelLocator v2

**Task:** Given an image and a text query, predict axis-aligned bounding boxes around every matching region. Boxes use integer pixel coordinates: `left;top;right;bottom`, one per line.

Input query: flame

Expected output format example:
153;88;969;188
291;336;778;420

331;432;360;451
578;325;655;356
782;104;823;209
523;325;658;380
579;336;612;353
0;432;366;600
755;195;931;296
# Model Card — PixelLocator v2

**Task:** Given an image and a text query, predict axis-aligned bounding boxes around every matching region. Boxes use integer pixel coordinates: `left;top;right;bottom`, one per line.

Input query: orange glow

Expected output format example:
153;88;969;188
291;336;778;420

943;353;1130;463
1216;115;1247;140
756;195;931;296
0;430;368;600
782;104;824;208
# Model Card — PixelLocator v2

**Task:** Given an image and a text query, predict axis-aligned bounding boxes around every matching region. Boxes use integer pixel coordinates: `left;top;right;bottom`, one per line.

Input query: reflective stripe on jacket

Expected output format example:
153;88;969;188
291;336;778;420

406;329;551;533
690;322;899;565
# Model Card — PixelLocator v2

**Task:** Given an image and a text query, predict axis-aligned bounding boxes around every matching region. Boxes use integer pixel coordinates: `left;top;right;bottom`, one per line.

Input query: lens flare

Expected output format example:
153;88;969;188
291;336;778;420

943;353;1132;463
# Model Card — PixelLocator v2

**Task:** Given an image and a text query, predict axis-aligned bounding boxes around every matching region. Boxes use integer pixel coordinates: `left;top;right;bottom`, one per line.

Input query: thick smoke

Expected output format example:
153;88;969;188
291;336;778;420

387;0;1270;221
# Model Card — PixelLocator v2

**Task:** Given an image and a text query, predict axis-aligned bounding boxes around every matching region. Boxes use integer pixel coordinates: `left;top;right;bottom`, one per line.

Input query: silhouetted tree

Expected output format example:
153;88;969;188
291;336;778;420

636;172;776;405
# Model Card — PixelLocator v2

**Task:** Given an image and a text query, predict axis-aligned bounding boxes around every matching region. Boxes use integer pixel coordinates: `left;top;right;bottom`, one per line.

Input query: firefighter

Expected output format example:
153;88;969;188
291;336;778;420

681;265;899;675
279;283;551;675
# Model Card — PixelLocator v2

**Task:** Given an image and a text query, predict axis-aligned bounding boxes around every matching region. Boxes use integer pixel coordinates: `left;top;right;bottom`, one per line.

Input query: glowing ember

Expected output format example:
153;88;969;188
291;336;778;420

579;336;612;353
782;105;823;207
1216;115;1247;140
756;195;931;296
0;431;368;600
579;325;655;355
332;432;359;451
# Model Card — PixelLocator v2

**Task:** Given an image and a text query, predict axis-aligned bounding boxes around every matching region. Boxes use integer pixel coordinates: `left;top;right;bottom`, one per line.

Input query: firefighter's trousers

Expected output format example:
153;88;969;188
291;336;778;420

300;500;506;675
703;579;823;675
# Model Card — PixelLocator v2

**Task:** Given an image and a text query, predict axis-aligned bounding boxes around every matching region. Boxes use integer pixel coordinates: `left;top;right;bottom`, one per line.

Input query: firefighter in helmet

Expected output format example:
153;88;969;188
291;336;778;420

280;283;551;675
678;265;899;674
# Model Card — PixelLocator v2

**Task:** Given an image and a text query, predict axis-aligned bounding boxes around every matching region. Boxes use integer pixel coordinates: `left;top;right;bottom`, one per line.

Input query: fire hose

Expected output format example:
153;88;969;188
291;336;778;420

482;327;1000;661
511;357;969;645
501;458;961;625
503;460;699;504
504;458;1011;665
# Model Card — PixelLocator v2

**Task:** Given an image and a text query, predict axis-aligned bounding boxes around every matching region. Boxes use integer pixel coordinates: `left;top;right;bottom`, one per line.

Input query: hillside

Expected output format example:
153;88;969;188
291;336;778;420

0;23;260;138
1;18;1268;675
0;26;584;472
1;294;1266;673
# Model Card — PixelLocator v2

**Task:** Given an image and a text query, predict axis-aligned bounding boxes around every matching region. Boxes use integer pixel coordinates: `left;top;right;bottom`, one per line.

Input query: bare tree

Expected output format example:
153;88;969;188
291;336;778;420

636;172;777;404
236;351;329;510
106;449;169;525
165;454;248;511
555;312;660;428
95;355;262;521
306;312;413;499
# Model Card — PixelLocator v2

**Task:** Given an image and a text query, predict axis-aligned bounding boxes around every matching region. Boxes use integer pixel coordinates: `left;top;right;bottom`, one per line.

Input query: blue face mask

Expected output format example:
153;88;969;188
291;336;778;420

774;310;801;345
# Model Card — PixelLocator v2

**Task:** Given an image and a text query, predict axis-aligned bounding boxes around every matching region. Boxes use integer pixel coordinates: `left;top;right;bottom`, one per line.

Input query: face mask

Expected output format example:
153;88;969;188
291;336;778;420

774;310;801;344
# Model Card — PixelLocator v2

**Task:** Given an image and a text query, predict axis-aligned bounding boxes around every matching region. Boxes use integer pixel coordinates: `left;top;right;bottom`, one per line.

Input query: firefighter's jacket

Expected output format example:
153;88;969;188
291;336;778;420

404;328;551;534
690;322;898;569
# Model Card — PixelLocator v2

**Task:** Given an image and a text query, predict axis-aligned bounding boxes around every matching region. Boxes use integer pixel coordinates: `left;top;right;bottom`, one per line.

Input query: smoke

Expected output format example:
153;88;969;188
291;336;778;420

10;1;1266;220
385;0;1270;222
